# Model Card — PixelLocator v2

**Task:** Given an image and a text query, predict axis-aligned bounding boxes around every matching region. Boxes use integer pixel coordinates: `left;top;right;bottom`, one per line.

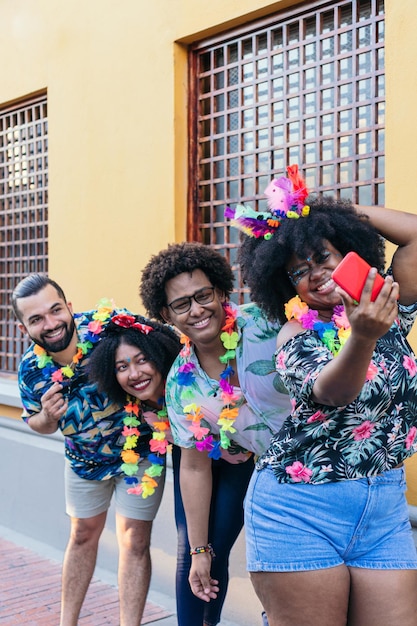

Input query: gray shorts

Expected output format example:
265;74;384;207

64;458;165;521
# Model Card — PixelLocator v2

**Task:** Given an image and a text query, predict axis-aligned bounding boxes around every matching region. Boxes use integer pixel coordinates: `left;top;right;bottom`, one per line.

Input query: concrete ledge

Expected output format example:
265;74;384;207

0;413;64;443
0;377;21;407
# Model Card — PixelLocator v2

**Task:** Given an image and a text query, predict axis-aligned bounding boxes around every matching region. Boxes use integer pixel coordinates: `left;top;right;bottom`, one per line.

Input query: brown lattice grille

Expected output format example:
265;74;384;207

189;0;385;303
0;95;48;374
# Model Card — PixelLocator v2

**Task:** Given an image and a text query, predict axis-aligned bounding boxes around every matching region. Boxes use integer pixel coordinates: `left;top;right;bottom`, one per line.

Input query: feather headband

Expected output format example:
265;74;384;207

225;164;310;239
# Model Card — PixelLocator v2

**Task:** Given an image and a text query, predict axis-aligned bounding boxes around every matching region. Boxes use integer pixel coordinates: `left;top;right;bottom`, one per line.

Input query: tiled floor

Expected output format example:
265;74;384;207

0;537;174;625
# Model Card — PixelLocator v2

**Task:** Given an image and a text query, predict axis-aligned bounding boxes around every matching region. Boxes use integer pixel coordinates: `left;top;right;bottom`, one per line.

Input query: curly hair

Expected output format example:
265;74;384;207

140;242;235;321
239;196;385;324
88;316;181;404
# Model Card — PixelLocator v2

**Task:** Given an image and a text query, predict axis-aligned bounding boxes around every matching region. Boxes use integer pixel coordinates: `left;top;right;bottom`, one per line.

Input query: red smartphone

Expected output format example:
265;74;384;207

331;251;385;302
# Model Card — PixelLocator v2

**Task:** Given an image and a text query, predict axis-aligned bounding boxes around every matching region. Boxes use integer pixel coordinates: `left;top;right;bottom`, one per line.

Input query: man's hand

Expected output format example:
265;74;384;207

41;381;68;422
28;382;68;434
188;553;219;602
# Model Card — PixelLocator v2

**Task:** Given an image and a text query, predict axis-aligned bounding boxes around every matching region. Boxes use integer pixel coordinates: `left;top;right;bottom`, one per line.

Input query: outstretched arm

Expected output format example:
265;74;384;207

312;269;399;406
356;205;417;304
179;447;219;602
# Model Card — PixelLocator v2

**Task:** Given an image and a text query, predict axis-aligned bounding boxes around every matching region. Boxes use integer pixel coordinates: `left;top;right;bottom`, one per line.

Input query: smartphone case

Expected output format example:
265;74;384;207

331;251;384;302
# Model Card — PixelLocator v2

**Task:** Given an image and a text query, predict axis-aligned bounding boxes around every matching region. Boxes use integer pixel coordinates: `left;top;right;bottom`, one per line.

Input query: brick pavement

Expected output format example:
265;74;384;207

0;537;174;625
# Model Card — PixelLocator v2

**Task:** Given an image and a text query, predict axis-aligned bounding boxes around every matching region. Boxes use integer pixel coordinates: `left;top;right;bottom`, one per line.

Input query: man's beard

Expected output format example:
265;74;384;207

32;317;76;353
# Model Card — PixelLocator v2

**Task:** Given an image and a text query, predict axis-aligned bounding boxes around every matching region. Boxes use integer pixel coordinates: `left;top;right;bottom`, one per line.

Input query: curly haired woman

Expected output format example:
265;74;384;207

140;242;290;626
88;314;181;624
233;167;417;626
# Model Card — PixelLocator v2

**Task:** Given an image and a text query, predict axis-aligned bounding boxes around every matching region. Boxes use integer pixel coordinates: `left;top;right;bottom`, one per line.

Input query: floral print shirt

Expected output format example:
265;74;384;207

18;309;153;480
165;302;291;463
257;302;417;483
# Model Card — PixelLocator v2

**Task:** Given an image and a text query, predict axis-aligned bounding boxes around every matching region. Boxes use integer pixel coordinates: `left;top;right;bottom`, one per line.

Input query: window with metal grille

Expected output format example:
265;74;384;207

188;0;385;303
0;95;48;374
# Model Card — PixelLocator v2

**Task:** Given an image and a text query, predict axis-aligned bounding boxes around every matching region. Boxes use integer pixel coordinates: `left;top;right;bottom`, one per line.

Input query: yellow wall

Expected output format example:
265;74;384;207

1;0;294;313
0;405;21;420
3;0;415;315
385;1;417;502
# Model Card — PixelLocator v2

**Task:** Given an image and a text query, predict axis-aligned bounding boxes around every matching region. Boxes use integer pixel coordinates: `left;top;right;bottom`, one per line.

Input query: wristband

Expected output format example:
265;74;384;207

189;543;215;558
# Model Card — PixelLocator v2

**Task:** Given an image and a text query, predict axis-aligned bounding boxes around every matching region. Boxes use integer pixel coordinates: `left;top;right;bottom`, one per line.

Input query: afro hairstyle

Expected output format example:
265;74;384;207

88;315;181;404
239;196;385;324
140;241;234;321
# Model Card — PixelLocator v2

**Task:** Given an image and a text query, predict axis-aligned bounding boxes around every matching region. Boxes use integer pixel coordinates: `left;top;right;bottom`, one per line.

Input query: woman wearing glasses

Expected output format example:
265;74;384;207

233;168;417;625
140;242;290;626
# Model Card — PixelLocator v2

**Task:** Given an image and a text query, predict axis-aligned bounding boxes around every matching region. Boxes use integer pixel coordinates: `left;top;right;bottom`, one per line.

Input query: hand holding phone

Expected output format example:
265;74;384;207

331;251;385;302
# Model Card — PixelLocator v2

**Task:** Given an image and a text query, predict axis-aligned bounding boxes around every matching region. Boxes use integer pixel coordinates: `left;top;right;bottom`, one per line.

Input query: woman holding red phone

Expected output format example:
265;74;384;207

229;165;417;626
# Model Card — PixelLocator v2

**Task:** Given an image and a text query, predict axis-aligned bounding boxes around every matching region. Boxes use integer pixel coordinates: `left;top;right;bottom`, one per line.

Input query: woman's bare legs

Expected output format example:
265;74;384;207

251;566;417;626
250;566;350;626
348;568;417;626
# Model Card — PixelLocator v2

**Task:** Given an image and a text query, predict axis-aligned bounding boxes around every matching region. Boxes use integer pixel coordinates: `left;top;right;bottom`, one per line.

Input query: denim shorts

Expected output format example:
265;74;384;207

245;465;417;572
65;459;165;521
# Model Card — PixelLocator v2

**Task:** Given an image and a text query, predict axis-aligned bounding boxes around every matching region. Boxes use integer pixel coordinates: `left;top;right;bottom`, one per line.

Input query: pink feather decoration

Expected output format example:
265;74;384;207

264;164;308;215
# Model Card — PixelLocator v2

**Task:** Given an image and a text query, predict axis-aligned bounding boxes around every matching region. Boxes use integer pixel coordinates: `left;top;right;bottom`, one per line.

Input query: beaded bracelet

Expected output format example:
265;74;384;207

190;543;215;558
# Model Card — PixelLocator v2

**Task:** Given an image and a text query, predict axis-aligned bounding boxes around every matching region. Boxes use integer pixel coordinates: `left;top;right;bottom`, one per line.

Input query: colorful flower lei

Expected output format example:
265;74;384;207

107;312;169;499
34;298;114;381
35;301;168;498
176;302;241;460
120;398;169;498
285;295;351;356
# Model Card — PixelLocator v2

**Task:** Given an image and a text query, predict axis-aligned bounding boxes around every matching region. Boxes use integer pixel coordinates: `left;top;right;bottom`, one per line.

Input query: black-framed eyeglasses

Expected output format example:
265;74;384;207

167;286;216;315
287;250;332;286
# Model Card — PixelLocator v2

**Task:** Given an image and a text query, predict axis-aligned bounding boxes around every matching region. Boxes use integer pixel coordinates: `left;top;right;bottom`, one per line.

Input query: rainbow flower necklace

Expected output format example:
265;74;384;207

34;298;114;381
176;302;241;460
285;295;351;356
120;398;169;498
34;301;168;499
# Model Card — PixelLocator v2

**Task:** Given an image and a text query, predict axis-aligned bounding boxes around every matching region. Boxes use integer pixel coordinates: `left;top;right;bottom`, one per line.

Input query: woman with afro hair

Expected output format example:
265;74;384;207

234;170;417;626
88;314;181;624
139;241;291;626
